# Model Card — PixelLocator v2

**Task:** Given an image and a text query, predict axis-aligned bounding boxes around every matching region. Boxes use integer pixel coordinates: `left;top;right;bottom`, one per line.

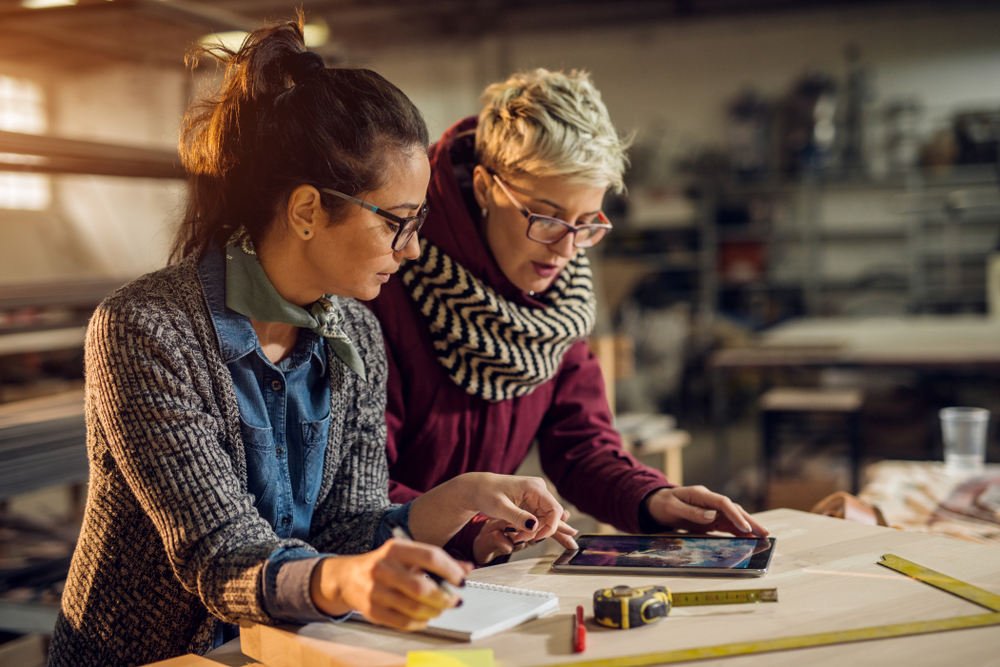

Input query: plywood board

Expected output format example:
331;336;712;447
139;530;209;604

240;622;406;667
141;654;245;667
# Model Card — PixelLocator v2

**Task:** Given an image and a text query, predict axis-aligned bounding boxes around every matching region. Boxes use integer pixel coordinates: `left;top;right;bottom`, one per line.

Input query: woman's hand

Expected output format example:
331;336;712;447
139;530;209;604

409;472;570;549
310;539;472;631
472;516;580;565
461;472;568;539
644;486;768;537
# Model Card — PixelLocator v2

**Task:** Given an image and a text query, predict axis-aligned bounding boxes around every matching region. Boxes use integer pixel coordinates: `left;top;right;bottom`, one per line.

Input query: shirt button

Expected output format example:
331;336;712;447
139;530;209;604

281;516;291;527
270;380;282;391
275;447;284;457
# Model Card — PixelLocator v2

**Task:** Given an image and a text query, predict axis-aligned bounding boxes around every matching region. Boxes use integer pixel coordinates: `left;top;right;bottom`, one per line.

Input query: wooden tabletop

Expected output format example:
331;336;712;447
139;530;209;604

206;508;1000;667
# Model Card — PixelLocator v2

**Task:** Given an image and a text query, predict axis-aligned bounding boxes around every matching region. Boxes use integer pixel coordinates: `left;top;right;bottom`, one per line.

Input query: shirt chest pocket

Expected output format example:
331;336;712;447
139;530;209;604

299;414;331;505
240;419;276;510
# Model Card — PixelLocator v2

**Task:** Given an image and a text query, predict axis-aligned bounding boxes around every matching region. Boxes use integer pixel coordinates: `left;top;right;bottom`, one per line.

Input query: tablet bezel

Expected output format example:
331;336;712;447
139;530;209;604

550;534;776;577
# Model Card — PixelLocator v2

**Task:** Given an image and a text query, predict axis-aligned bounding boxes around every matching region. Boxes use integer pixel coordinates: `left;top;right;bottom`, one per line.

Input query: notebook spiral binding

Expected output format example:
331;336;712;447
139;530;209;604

467;581;557;597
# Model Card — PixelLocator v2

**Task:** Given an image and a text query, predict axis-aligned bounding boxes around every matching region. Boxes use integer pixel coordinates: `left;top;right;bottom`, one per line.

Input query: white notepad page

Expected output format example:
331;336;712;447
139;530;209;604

348;581;559;642
424;581;559;641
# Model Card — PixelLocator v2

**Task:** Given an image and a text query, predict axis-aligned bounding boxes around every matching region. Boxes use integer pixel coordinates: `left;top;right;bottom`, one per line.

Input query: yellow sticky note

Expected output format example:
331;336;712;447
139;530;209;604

406;648;495;667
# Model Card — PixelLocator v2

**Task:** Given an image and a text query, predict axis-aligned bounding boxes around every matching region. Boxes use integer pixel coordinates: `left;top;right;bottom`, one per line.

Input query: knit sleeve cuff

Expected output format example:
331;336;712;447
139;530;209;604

262;548;348;624
372;501;413;549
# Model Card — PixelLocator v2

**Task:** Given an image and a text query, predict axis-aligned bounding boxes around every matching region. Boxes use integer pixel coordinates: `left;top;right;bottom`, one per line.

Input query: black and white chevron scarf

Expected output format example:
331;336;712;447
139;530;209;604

401;239;596;402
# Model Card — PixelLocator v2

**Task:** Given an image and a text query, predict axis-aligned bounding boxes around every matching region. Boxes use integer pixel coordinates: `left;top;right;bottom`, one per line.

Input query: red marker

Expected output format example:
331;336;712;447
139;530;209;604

573;605;586;653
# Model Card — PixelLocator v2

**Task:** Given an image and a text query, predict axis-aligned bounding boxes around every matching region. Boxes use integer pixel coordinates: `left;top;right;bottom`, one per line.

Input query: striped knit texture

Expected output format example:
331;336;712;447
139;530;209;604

400;239;596;402
48;255;392;667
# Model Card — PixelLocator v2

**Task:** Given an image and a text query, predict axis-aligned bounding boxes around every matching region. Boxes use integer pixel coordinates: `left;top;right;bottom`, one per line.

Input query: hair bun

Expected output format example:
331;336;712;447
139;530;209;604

286;51;325;84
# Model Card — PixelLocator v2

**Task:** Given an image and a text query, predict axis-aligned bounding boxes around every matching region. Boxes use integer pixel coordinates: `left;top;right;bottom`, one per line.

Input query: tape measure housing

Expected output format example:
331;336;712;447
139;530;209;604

594;585;672;629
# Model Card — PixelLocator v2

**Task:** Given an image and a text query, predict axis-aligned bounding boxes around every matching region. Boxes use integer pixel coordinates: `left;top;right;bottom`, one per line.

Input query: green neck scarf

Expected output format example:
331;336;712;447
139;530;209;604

224;230;366;381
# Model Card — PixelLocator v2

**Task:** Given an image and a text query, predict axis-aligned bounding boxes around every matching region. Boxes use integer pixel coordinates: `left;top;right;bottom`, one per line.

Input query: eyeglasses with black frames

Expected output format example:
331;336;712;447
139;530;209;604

321;188;429;252
491;174;612;248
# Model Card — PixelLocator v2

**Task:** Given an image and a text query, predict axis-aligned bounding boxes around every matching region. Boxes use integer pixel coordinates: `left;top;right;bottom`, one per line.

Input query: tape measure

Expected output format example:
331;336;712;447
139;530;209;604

593;585;778;629
540;554;1000;667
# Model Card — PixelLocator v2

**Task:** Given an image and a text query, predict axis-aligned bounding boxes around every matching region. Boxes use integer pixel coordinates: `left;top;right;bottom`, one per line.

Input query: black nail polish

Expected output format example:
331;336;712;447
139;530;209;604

503;527;517;533
525;519;536;530
456;598;464;607
513;540;526;546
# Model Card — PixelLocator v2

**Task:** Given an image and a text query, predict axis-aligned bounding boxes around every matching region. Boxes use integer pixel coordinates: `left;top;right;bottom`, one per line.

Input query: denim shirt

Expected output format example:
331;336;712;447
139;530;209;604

197;243;410;644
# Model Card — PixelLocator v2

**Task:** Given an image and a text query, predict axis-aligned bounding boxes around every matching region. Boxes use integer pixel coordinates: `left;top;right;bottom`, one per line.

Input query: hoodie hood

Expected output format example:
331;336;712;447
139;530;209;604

422;116;546;308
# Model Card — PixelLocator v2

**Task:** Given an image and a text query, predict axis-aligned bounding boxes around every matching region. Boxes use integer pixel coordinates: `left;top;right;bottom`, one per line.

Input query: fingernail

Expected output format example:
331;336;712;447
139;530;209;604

503;527;517;533
456;598;464;608
525;519;536;530
702;509;717;521
568;537;579;550
459;579;467;587
513;540;526;546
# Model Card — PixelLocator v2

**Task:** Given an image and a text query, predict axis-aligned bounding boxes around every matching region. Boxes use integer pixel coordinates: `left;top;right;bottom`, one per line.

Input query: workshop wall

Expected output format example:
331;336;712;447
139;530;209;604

0;62;185;284
356;5;1000;160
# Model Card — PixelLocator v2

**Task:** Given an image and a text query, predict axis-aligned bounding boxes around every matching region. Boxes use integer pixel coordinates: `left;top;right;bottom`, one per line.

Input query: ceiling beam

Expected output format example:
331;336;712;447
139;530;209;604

0;130;185;179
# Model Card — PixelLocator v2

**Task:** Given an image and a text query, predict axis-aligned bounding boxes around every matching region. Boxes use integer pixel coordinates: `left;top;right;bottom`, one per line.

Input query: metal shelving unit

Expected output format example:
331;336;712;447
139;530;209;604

712;165;1000;320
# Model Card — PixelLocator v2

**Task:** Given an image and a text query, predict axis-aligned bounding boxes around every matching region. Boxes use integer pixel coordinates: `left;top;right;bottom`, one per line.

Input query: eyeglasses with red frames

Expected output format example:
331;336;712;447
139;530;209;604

321;188;428;252
491;174;612;248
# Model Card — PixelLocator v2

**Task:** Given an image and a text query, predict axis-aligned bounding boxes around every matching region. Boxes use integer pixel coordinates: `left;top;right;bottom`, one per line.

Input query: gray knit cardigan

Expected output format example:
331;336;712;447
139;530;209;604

48;253;393;667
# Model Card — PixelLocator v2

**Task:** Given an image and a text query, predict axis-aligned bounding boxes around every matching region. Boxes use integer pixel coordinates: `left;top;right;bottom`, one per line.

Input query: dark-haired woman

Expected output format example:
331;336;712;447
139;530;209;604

48;17;566;667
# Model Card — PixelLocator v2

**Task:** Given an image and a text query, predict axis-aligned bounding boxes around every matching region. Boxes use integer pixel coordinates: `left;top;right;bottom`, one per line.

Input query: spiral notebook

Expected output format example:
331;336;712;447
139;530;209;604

350;581;559;642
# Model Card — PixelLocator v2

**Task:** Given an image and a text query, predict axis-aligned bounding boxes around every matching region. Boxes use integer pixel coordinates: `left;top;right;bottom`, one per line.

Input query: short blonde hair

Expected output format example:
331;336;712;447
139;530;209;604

475;68;630;194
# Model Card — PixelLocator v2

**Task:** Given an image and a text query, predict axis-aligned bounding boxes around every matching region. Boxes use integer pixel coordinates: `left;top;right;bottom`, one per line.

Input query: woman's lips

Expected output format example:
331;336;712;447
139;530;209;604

532;262;559;278
376;272;391;283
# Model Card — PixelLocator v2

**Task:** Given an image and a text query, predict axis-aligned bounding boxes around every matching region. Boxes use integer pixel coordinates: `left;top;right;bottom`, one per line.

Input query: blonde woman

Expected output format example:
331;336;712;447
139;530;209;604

369;69;767;566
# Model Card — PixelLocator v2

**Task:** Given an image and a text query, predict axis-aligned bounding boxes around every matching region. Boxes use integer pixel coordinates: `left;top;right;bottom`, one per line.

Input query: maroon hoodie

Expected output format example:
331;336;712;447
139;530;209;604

367;117;671;560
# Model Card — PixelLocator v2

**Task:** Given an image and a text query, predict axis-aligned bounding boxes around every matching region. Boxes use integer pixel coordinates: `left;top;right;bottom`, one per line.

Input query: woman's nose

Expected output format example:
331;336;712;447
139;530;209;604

551;231;576;258
398;232;421;260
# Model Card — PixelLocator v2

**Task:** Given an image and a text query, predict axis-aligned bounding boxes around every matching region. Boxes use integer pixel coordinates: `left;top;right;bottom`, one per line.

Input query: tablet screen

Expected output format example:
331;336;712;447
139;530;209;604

568;535;772;570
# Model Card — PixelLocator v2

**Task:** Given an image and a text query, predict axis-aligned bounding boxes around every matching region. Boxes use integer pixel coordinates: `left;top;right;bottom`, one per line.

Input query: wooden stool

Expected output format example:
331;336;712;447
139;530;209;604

758;388;864;510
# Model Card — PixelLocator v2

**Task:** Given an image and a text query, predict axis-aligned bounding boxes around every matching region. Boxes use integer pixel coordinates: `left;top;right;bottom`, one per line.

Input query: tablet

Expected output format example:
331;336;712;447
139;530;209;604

551;534;776;577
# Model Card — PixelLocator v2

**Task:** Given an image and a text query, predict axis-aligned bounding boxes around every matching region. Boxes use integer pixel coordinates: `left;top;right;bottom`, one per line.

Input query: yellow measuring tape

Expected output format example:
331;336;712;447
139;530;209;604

541;554;1000;667
671;589;778;607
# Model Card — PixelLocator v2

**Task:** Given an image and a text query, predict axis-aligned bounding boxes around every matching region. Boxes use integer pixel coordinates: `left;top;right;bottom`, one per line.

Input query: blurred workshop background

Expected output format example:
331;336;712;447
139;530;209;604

0;1;999;662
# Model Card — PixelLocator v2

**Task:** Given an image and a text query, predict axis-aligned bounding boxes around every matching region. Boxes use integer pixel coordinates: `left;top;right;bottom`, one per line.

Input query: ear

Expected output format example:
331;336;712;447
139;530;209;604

471;165;492;210
286;185;325;240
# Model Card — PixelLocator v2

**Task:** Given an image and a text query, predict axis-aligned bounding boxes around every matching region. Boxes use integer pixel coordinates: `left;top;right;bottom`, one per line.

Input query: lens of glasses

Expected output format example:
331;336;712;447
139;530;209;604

391;205;429;251
573;226;609;248
527;217;565;242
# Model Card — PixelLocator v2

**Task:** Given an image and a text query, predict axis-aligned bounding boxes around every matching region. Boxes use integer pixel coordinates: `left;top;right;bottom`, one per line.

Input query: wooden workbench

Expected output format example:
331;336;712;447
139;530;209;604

708;315;1000;492
713;315;1000;370
204;508;1000;667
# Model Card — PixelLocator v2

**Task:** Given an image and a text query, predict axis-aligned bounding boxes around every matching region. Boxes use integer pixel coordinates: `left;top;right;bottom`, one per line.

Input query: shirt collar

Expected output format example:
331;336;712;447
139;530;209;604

197;243;327;373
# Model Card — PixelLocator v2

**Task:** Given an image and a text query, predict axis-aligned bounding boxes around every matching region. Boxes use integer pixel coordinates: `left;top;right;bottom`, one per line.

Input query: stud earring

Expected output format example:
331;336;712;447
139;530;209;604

481;207;489;219
304;230;310;237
